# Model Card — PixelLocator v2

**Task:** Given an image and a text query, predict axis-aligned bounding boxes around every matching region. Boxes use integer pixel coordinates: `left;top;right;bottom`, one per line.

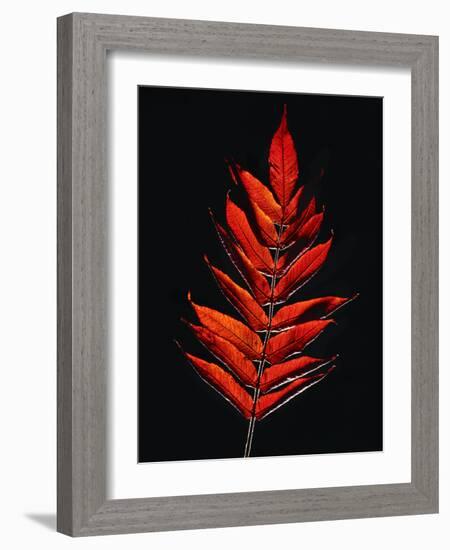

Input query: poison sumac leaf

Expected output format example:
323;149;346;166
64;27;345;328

179;105;357;457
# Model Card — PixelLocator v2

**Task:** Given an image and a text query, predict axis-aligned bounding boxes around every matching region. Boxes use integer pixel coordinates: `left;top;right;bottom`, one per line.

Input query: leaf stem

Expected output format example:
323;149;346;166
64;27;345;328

243;223;283;457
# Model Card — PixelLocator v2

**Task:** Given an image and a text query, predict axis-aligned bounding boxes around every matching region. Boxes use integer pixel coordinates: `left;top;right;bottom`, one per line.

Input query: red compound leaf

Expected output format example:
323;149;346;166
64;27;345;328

180;105;356;457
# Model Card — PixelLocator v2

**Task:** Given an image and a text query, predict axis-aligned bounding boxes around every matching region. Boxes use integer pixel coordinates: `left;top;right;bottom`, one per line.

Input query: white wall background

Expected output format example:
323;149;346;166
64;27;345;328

0;1;446;548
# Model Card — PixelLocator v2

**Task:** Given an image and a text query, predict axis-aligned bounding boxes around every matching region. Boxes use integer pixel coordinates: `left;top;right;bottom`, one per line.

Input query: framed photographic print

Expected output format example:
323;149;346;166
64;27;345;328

57;13;438;536
138;87;380;463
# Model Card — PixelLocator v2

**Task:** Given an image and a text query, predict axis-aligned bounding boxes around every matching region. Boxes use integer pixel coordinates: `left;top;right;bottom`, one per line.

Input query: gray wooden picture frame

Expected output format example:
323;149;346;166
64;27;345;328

57;12;438;537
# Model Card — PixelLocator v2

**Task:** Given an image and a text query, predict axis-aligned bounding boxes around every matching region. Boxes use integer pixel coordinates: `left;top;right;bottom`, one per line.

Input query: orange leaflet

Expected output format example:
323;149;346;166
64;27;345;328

256;368;335;420
248;199;279;247
206;261;269;331
233;164;282;223
281;196;317;246
260;355;336;392
276;212;324;273
274;237;333;303
272;295;356;330
269;105;299;209
210;218;271;305
182;351;254;419
226;196;274;275
186;323;257;387
266;319;334;364
189;295;263;360
283;185;304;224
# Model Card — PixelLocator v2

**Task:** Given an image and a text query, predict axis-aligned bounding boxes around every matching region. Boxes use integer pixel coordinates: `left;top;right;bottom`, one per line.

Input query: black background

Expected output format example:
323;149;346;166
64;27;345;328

138;86;382;462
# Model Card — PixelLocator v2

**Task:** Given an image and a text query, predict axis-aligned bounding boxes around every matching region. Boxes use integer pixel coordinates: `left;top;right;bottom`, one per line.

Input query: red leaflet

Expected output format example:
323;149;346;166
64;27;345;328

260;355;336;392
183;352;253;419
206;261;269;331
256;368;335;420
272;295;356;331
248;200;279;247
277;212;324;273
281;196;317;246
234;165;282;223
189;295;263;360
181;105;356;457
300;196;317;224
284;186;304;224
269;105;299;209
226;196;274;274
266;319;334;364
274;237;333;303
186;323;257;386
211;219;271;305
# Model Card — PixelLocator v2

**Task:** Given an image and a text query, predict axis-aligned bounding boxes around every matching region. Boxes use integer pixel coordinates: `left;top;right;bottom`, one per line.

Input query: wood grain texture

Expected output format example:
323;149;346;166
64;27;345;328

410;37;439;506
57;13;73;535
57;12;439;537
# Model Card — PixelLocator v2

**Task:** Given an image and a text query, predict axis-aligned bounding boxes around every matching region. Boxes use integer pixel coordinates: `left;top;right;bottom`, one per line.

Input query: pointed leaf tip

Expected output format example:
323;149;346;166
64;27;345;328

184;352;254;418
269;105;299;209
